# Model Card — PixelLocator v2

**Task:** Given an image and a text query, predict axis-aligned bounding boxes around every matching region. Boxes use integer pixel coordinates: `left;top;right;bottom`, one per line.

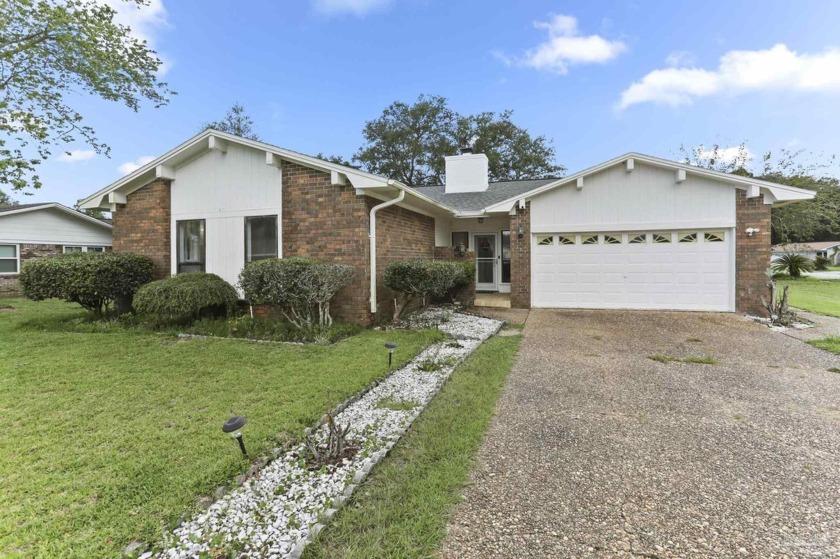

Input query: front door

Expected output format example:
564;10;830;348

474;233;497;291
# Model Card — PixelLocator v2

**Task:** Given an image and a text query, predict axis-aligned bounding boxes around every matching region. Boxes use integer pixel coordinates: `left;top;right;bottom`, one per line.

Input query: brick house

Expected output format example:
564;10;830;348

78;130;814;323
0;203;113;296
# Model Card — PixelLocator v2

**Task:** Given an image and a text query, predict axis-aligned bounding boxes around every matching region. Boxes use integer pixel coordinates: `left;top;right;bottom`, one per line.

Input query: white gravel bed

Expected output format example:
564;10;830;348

151;308;502;559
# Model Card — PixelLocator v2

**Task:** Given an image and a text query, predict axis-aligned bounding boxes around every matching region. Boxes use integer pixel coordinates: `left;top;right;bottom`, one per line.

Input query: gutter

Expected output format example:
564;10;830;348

369;185;405;313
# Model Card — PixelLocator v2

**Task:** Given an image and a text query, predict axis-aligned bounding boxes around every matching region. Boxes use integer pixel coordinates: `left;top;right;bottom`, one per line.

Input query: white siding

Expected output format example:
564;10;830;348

0;208;112;245
530;161;736;233
170;142;282;288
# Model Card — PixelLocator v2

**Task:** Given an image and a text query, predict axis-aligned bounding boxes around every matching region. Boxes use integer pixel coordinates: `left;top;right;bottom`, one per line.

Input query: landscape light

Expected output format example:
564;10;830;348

222;416;248;457
385;342;397;368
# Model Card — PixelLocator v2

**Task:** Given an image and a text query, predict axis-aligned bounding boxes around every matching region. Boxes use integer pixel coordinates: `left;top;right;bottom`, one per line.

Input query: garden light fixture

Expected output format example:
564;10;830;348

385;342;397;368
222;416;248;456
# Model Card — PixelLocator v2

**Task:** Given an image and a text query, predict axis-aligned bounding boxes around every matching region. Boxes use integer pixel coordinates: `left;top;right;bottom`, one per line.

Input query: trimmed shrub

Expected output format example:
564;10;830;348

20;252;154;316
238;257;355;328
133;273;239;325
384;259;474;321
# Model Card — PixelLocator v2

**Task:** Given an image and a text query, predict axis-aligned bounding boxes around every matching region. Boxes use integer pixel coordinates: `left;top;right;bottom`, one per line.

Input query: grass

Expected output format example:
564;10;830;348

776;276;840;318
303;334;522;559
808;336;840;356
648;354;718;365
0;298;442;559
375;397;418;412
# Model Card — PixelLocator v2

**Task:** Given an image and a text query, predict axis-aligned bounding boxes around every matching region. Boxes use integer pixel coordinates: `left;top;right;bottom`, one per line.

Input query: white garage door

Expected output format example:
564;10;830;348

532;230;734;311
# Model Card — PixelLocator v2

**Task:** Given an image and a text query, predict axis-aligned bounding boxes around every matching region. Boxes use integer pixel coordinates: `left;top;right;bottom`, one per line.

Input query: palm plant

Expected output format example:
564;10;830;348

772;253;815;278
814;256;830;271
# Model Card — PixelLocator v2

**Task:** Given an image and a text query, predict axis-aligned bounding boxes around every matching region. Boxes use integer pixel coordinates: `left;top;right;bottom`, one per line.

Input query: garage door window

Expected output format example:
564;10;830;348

537;235;554;246
582;235;598;245
629;234;646;244
652;234;671;244
679;233;697;243
558;235;575;245
604;235;622;245
705;232;725;242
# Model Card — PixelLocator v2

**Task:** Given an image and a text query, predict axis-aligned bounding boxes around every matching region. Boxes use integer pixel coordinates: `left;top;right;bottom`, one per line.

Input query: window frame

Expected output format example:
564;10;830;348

63;246;107;253
451;231;470;250
244;215;279;264
0;243;19;275
500;230;511;284
176;219;207;274
536;235;554;246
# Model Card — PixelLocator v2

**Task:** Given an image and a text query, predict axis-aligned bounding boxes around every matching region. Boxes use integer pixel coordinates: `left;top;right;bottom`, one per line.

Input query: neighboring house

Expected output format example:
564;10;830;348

772;241;840;265
78;129;814;324
0;203;113;296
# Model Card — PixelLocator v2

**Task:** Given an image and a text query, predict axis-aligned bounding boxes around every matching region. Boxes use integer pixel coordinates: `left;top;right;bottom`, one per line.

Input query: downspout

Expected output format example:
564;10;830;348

369;186;405;313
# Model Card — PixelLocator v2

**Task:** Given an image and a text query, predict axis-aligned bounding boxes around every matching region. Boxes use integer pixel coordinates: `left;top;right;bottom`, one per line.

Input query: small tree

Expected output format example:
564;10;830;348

384;259;474;321
202;103;260;140
772;253;815;278
814;256;830;271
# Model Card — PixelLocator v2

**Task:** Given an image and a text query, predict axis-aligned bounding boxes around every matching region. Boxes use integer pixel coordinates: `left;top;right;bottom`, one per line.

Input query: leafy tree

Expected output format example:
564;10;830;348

203;103;260;140
0;188;17;207
1;0;173;192
315;152;357;168
74;200;105;219
354;94;563;186
680;143;840;244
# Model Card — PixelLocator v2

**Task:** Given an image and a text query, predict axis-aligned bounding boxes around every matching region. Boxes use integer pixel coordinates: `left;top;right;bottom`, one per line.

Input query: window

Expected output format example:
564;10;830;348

537;235;554;246
652;234;671;244
501;230;511;284
177;219;206;273
629;234;646;244
451;231;469;250
704;231;725;243
679;233;697;243
245;216;278;263
63;246;106;253
582;235;599;245
0;244;18;274
558;236;575;245
604;235;621;245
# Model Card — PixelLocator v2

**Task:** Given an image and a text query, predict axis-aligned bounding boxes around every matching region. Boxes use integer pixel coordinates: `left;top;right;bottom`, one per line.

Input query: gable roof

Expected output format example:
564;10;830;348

409;178;557;214
482;152;816;213
0;203;112;229
772;241;840;252
78;129;457;217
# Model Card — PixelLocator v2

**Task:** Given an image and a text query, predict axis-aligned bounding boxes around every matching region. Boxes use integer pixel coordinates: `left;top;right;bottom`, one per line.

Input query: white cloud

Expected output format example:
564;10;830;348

101;0;172;75
619;44;840;109
311;0;391;16
57;149;97;162
118;155;156;175
495;13;627;75
697;145;753;165
665;50;696;67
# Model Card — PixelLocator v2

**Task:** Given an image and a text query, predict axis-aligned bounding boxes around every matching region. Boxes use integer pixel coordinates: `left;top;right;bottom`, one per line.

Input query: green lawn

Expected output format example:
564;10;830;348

0;298;441;559
303;334;521;559
809;336;840;355
777;277;840;318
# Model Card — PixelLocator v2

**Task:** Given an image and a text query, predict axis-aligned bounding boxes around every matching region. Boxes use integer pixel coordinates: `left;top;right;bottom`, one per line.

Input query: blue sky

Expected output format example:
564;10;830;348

23;0;840;206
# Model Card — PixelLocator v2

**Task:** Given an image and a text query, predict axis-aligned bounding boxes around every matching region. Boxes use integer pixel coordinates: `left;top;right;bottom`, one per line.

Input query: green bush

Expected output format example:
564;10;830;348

772;253;815;278
814;256;830;271
238;257;355;329
19;252;154;316
133;273;239;325
384;259;474;320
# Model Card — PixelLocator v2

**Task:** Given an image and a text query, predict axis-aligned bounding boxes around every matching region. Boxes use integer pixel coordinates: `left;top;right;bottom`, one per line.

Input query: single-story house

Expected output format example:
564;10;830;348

78;129;814;324
0;203;114;296
772;241;840;265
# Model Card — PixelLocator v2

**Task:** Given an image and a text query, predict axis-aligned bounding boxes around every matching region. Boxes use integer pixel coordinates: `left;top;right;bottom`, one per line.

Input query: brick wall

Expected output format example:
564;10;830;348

281;161;372;324
0;244;63;296
433;246;476;305
510;202;531;308
735;190;772;314
112;180;171;279
372;200;435;319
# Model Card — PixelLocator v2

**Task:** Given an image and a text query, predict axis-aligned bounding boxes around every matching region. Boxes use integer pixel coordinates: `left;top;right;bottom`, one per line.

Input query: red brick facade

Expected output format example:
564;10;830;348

112;180;171;279
0;244;63;296
509;202;531;309
735;190;773;314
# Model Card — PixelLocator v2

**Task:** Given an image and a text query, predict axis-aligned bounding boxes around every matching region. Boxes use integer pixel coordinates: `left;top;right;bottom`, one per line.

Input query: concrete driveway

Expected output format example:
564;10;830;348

441;310;840;558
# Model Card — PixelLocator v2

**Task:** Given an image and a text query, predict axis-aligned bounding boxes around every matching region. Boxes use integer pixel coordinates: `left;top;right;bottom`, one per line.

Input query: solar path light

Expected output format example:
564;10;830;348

385;342;397;369
222;416;248;456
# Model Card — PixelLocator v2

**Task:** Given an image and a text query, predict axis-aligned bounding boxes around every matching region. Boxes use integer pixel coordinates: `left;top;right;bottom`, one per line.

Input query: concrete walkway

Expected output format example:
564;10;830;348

441;310;840;558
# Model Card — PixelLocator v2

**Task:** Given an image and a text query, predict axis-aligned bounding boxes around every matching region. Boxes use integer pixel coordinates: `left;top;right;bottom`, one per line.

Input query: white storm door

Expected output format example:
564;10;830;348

474;233;498;291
